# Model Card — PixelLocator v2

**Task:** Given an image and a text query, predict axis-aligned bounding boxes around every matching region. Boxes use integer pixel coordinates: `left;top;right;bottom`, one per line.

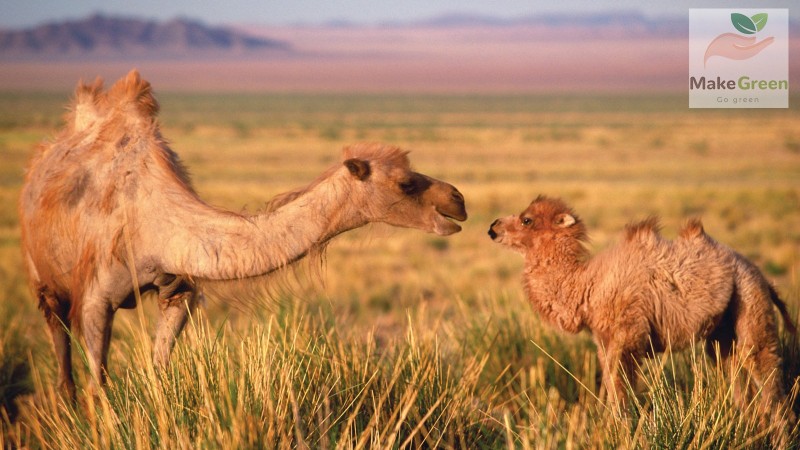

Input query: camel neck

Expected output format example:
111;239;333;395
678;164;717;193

523;256;588;334
156;167;365;280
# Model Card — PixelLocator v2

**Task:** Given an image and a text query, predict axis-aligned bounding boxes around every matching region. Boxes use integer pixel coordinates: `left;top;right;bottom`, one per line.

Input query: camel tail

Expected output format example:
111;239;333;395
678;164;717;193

769;284;797;335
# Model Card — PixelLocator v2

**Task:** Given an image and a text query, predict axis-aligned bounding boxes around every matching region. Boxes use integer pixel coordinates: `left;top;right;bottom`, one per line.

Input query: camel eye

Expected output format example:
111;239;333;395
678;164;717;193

521;217;533;226
398;174;432;196
399;180;418;195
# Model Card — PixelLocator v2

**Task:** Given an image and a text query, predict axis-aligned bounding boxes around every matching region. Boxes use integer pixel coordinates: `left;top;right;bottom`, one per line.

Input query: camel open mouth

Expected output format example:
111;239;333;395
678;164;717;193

433;207;467;236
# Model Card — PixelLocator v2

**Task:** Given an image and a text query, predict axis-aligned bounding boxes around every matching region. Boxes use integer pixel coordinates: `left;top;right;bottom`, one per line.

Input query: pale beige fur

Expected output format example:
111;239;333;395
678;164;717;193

489;195;795;419
19;70;467;398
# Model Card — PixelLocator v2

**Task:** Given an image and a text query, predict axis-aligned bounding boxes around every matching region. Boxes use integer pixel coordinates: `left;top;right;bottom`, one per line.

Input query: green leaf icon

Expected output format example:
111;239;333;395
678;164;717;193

731;13;757;34
751;13;768;31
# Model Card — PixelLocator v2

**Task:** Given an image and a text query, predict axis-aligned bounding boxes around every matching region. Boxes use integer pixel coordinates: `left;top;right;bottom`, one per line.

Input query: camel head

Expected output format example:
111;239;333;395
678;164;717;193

488;195;587;256
342;143;467;236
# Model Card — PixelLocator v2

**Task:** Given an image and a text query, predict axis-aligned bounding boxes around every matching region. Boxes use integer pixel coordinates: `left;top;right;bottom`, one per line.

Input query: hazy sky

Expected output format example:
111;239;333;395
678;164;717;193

2;0;798;29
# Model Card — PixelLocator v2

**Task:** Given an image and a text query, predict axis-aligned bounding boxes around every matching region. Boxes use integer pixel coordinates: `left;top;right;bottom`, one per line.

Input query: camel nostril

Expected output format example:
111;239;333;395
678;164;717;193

452;190;464;204
488;219;500;239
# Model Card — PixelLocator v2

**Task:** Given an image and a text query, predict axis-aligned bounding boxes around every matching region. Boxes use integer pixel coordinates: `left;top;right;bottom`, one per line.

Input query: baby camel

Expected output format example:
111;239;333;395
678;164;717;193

489;196;795;414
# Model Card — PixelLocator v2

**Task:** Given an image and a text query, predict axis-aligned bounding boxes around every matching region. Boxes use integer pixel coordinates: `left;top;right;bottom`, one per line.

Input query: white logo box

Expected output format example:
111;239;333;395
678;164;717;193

689;9;789;108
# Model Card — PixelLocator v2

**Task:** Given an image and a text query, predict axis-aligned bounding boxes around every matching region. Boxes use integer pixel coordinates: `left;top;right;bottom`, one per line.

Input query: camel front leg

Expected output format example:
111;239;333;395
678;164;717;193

598;343;636;412
81;297;115;394
598;345;621;404
153;290;199;368
39;288;76;399
153;274;199;368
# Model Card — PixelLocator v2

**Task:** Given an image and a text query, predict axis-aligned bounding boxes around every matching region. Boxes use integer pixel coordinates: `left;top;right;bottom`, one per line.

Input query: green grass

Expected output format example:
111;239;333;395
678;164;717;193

1;91;799;448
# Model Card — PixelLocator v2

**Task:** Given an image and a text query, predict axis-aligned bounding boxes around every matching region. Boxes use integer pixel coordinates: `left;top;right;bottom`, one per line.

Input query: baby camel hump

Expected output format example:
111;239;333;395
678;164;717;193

617;217;735;349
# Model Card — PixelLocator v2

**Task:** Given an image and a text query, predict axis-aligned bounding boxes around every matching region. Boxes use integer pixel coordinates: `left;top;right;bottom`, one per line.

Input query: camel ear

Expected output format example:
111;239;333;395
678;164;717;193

344;158;371;181
554;213;576;228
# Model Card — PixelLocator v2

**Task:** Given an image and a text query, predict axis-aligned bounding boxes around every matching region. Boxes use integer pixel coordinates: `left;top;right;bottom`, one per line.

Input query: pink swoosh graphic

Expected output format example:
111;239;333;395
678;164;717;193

704;33;775;67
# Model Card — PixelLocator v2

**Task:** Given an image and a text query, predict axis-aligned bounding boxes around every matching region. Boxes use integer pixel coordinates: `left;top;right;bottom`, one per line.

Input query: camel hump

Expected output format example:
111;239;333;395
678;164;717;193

106;69;160;120
679;218;705;240
66;70;158;134
624;216;661;243
69;76;105;133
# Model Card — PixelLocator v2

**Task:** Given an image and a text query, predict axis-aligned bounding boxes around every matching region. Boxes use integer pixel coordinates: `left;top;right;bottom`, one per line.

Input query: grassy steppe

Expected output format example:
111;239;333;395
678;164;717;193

1;92;799;448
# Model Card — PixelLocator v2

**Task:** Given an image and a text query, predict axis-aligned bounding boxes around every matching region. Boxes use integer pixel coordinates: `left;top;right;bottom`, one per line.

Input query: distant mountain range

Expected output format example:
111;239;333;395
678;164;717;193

1;11;690;60
0;14;291;59
395;11;688;36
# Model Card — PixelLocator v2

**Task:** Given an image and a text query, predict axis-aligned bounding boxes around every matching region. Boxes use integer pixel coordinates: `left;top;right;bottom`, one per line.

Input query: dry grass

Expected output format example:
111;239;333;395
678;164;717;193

0;92;799;448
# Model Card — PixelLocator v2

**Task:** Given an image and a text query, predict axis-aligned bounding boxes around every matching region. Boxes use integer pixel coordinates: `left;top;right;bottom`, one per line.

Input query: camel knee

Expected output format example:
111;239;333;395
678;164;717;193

154;273;193;304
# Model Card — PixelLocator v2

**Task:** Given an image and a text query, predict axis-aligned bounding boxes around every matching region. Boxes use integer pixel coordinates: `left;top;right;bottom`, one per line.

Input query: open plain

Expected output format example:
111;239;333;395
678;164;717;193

1;91;799;448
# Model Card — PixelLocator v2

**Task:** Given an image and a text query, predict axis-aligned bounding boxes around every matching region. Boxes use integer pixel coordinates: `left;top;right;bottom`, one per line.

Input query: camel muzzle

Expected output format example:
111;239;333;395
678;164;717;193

433;186;467;222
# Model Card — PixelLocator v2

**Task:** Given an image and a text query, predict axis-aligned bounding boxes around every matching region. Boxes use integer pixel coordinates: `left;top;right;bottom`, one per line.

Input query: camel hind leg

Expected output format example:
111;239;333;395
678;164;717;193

734;268;789;407
734;329;794;446
705;297;792;446
38;287;76;399
730;263;795;444
733;309;790;412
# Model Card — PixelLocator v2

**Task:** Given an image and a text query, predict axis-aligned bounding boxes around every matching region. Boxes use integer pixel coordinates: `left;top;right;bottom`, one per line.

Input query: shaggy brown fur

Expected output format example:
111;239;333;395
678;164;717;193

489;195;795;419
19;70;467;398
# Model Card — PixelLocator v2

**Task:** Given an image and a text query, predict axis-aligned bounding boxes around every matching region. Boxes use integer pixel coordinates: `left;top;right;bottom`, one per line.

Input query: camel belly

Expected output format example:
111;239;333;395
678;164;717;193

647;255;734;349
